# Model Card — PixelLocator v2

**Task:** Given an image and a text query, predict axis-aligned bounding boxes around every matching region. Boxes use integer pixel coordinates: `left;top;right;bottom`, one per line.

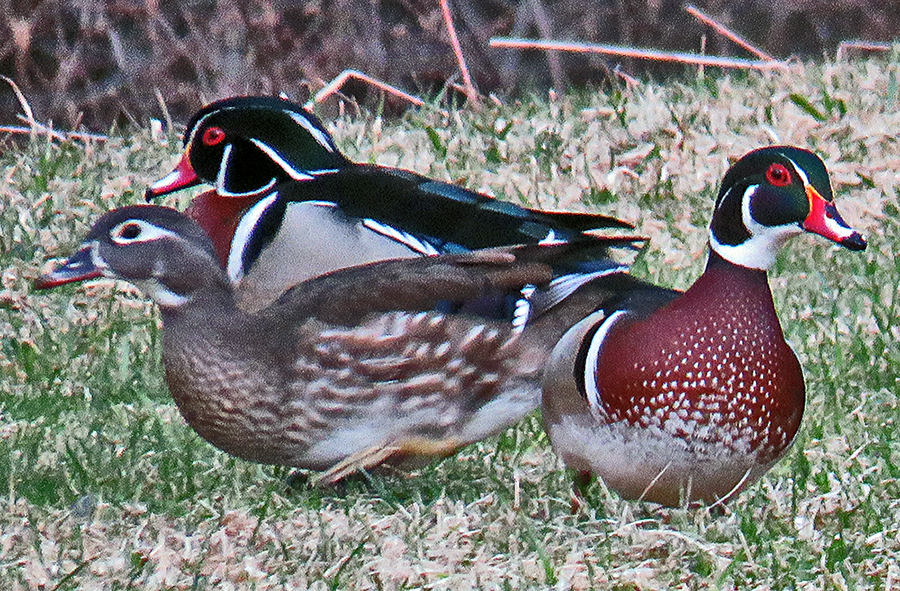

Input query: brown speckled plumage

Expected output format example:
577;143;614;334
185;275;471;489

37;205;625;482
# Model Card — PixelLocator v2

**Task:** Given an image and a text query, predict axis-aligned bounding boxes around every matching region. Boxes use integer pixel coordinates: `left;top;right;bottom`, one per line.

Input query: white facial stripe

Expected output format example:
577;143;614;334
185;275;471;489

784;156;811;186
186;111;215;147
216;143;233;191
90;241;110;274
228;192;280;283
109;219;179;245
213;142;278;197
583;310;625;415
248;138;315;181
287;111;337;152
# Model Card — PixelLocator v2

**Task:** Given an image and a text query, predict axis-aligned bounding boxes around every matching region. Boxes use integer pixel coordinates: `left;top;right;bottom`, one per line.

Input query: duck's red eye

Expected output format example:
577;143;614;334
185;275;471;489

202;126;226;146
765;163;791;187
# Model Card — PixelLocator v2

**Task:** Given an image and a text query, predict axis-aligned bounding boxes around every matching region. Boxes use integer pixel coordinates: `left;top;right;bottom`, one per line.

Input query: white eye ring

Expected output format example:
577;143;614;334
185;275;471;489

110;219;173;245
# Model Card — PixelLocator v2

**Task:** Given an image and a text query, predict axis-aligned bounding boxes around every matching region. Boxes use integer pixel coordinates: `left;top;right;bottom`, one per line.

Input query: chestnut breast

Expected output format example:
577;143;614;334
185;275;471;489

593;261;805;462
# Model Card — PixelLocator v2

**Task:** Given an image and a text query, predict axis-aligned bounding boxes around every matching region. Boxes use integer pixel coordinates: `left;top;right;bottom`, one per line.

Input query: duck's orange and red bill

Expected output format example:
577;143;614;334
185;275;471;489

145;153;200;200
802;186;867;251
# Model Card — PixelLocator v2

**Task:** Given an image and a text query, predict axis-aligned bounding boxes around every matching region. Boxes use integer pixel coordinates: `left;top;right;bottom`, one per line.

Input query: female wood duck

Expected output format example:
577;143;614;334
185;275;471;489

542;146;867;506
145;96;633;311
36;205;631;483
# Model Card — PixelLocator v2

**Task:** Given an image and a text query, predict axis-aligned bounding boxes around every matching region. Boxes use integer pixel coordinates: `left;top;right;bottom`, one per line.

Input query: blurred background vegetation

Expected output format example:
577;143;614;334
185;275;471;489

1;0;898;131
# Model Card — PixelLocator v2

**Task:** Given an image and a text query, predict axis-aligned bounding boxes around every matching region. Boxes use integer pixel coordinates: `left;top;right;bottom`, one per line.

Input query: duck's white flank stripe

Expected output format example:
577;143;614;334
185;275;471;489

228;192;280;283
513;285;536;332
539;230;564;245
584;310;626;415
535;265;629;314
361;219;440;256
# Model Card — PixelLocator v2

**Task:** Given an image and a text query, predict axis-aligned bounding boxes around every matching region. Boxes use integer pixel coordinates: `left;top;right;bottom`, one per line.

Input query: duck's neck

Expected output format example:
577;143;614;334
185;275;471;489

184;191;261;267
673;248;779;330
156;274;243;328
704;248;768;280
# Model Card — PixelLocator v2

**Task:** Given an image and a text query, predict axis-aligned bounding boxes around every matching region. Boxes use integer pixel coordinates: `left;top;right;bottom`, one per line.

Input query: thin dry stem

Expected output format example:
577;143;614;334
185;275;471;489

440;0;480;106
489;37;788;70
837;40;893;59
306;69;449;117
2;75;36;134
0;125;107;142
683;4;777;61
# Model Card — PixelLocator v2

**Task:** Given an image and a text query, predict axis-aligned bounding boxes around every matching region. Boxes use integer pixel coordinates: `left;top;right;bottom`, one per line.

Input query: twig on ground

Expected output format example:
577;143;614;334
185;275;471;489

1;77;108;142
305;69;449;117
683;4;777;61
154;87;174;136
440;0;480;106
489;38;788;70
3;119;108;142
2;75;37;134
837;40;893;60
0;125;107;142
613;66;640;88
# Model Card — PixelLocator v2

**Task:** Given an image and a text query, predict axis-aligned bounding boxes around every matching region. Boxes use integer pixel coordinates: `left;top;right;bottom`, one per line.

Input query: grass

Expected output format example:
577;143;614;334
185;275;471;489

1;57;898;589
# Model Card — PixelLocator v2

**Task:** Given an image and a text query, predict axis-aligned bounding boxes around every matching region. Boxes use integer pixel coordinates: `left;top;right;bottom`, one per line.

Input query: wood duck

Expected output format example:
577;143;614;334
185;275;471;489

36;205;635;483
145;96;633;311
541;146;867;506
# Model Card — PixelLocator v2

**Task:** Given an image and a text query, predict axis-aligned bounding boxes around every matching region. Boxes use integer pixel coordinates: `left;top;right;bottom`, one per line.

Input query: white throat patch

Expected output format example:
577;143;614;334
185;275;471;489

710;184;803;270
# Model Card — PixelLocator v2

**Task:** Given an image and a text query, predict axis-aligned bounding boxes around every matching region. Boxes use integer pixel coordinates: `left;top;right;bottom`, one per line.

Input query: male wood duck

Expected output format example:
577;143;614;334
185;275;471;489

145;96;633;311
541;146;867;506
36;205;633;483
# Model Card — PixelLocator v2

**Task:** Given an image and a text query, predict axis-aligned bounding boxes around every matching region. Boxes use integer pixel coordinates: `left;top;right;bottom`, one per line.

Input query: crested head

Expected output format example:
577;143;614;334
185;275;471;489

147;96;350;199
36;205;231;309
709;146;866;270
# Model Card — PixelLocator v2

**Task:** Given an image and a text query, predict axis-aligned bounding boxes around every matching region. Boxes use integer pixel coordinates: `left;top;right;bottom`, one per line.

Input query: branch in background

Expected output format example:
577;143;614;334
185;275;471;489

440;0;480;106
2;75;36;133
527;0;566;90
683;4;777;62
489;38;788;70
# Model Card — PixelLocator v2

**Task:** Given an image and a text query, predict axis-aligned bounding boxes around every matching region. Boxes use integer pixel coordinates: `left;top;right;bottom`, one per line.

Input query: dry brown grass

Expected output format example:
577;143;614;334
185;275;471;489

1;0;899;130
1;58;898;588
